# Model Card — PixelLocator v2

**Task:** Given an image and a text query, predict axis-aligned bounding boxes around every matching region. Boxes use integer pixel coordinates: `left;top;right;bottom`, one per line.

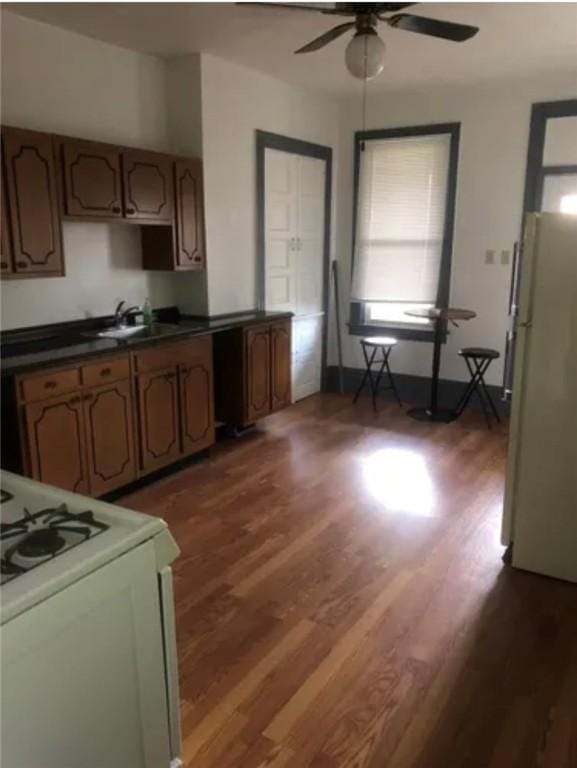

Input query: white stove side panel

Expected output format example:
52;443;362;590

1;540;172;768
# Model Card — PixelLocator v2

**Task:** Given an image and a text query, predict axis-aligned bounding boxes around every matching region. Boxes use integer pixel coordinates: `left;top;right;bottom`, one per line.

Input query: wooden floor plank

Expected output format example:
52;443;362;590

120;393;577;768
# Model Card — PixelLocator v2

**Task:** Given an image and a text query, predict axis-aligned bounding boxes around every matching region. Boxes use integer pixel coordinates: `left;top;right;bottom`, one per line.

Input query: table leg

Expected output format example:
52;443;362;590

408;315;456;423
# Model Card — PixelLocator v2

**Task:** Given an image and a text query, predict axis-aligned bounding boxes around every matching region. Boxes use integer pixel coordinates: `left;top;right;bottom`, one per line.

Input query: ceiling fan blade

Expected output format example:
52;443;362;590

387;13;479;42
328;2;415;13
239;3;338;13
295;21;356;53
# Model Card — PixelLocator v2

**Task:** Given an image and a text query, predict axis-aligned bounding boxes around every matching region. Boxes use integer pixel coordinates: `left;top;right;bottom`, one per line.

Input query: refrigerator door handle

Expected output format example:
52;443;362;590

518;320;533;328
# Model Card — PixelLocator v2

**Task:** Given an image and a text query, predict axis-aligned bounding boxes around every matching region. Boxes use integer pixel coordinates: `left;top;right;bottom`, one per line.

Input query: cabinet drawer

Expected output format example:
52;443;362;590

17;368;80;403
132;344;181;374
81;355;130;387
174;335;212;365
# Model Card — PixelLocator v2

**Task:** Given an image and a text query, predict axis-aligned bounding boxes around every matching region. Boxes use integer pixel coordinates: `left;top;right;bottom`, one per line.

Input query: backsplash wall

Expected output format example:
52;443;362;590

0;223;177;330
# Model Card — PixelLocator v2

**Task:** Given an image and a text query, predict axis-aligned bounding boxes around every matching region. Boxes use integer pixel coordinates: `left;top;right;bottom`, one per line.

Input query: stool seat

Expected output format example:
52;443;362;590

361;336;398;347
459;347;500;360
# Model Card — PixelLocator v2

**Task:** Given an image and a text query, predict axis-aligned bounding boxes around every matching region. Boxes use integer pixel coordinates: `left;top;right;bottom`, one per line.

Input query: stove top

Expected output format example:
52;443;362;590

0;499;109;584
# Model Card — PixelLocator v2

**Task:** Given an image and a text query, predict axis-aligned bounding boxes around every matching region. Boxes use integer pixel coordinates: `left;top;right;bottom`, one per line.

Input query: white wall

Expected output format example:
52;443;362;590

333;71;577;386
199;54;340;316
0;11;176;330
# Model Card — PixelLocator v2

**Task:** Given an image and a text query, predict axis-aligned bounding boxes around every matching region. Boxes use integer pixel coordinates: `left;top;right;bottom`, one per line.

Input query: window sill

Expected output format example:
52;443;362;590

348;323;445;343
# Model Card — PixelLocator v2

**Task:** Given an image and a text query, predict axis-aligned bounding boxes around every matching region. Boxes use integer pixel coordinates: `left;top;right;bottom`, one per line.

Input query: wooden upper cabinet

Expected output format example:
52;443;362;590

60;138;123;219
24;391;89;494
136;366;181;474
271;320;292;412
245;326;272;423
122;150;173;222
2;127;63;276
83;378;136;496
175;159;205;268
1;174;12;276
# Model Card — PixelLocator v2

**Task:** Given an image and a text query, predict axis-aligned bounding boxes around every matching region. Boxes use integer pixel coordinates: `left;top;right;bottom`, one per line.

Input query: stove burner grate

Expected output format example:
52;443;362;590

1;502;109;583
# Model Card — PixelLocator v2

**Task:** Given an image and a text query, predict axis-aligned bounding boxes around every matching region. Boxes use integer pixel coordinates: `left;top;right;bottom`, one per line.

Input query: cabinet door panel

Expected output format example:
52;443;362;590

174;159;205;269
84;379;136;496
245;326;271;423
179;350;214;456
137;368;180;474
122;150;173;222
2;128;63;275
61;139;122;218
1;173;12;275
24;392;88;493
271;320;292;412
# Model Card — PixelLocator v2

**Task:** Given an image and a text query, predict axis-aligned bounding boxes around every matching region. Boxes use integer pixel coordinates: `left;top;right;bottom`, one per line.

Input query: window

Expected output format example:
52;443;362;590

350;124;460;339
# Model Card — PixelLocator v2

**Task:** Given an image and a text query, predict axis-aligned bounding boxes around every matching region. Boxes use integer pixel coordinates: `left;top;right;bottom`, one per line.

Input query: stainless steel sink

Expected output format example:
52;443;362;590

87;323;182;341
93;325;148;339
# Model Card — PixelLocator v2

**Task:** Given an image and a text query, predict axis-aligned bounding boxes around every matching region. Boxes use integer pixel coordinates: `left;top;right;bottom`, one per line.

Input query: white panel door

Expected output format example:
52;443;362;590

265;149;326;402
265;149;297;313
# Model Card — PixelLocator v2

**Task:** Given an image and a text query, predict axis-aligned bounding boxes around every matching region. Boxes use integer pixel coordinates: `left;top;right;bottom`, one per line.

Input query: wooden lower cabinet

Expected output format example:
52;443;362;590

18;356;136;496
245;325;272;423
179;354;214;455
135;337;215;471
136;367;181;474
270;320;292;412
83;379;136;496
12;326;290;496
214;319;292;428
23;391;89;494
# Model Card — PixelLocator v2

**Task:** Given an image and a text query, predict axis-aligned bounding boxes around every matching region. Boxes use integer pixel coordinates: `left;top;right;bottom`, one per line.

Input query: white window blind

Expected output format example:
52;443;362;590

351;133;452;304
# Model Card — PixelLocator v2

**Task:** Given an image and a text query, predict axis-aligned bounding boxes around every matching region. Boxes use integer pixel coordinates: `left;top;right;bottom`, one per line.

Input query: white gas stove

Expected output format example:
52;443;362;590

0;471;183;768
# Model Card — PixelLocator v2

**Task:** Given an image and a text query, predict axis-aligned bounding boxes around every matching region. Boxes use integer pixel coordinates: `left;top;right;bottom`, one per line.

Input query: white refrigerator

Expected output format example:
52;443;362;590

501;212;577;583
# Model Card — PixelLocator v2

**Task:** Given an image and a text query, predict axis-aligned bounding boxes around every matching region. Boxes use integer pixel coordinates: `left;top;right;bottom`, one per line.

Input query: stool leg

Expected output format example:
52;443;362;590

372;348;390;411
472;359;492;429
384;352;402;407
479;365;501;424
366;347;380;412
353;343;373;404
353;344;378;409
455;358;482;417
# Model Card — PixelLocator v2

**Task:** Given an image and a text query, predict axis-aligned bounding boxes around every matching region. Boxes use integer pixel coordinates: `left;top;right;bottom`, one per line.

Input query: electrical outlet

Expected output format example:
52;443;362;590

500;249;510;265
485;249;495;265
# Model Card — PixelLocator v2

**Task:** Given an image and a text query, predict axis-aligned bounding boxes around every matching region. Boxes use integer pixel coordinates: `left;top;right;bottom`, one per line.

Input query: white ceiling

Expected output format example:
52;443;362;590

6;2;577;96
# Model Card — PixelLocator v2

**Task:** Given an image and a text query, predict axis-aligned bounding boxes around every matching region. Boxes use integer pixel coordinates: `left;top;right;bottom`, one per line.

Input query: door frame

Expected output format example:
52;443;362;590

521;99;577;219
256;130;332;391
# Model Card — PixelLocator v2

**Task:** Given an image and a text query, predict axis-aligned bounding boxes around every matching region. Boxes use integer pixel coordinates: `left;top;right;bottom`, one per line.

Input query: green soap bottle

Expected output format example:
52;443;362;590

142;297;153;327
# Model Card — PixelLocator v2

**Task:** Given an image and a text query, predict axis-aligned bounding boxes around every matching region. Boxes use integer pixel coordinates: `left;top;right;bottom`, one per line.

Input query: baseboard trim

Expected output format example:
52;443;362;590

325;365;509;417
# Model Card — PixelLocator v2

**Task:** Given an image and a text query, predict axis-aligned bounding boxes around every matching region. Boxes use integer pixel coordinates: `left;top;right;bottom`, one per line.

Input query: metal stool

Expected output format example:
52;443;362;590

454;347;501;428
353;337;402;412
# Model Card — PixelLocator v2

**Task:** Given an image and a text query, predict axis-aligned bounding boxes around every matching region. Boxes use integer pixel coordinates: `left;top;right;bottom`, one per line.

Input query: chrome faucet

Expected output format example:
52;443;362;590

114;301;141;328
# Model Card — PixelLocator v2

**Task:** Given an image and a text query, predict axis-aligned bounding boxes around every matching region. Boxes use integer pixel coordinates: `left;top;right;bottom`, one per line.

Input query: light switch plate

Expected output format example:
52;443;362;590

485;249;495;265
500;249;510;265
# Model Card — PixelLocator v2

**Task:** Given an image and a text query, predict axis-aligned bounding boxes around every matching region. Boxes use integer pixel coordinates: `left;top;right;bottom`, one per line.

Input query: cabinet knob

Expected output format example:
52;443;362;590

100;367;112;376
165;372;176;381
16;261;27;269
112;206;121;214
83;392;94;401
125;207;135;215
69;395;81;405
44;381;57;390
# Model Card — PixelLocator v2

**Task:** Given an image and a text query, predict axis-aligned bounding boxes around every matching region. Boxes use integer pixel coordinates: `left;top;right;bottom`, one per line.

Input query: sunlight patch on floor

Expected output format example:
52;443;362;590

359;447;437;516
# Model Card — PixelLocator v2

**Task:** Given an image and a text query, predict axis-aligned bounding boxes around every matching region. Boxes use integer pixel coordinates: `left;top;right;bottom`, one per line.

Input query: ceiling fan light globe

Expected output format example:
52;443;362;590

345;32;386;80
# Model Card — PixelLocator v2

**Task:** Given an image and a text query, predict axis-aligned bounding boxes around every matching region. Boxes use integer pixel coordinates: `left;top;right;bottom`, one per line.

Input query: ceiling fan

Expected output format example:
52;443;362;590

243;3;479;80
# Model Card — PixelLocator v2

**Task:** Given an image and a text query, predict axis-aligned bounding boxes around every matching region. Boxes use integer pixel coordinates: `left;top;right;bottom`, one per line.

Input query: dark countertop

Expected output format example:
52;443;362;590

1;310;292;376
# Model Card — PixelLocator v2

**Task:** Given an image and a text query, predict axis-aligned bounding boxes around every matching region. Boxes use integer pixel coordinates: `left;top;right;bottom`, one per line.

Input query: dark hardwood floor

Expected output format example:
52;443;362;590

120;393;577;768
